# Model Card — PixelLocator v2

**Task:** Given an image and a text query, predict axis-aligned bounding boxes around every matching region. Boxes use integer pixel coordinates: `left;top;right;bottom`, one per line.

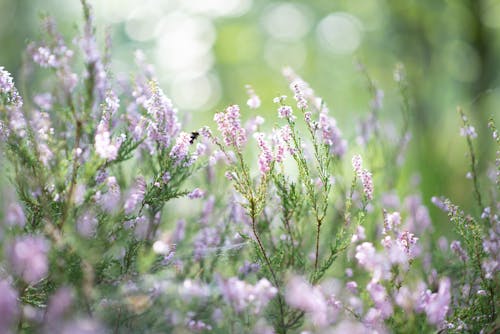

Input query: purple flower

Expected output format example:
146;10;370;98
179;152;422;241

277;105;294;119
219;277;277;314
255;132;273;175
238;261;260;276
5;202;26;227
188;188;205;199
8;236;50;284
214;105;247;150
45;287;74;323
31;46;58;68
292;81;308;110
460;125;477;139
97;176;121;213
76;211;98;238
423;277;451;325
319;111;347;158
193;226;220;260
285;276;328;327
124;176;146;214
170;132;191;163
144;82;180;149
245;84;261;109
383;211;401;234
367;280;393;318
0;66;15;94
173;219;186;242
450;240;468;262
0;280;19;332
95;122;121;161
404;195;431;234
360;169;374;200
245;116;265;134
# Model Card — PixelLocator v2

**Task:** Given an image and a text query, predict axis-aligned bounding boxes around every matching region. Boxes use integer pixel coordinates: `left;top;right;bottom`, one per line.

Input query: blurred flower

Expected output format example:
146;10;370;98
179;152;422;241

0;280;19;332
0;66;14;94
219;277;277;314
8;236;50;284
285;276;328;327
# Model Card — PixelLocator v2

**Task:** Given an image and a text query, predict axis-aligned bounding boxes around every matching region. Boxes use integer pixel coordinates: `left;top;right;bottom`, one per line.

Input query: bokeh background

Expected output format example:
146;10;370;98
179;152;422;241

1;0;499;226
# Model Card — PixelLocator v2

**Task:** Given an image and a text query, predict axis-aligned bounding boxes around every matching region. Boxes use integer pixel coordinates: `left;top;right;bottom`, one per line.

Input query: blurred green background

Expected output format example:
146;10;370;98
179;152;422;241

1;0;499;223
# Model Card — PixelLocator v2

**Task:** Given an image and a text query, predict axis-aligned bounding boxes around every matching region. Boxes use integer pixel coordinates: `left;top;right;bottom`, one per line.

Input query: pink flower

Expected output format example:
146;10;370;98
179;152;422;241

188;188;205;199
214;105;247;150
255;132;273;175
8;236;50;284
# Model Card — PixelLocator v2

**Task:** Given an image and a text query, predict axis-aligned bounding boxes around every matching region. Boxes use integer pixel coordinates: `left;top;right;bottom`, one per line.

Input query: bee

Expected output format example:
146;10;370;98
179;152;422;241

189;131;200;144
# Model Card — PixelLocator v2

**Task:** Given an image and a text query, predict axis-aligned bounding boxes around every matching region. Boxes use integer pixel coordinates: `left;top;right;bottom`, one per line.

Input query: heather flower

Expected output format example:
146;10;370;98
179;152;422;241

173;219;186;242
144;82;180;149
351;225;366;243
450;240;468;262
482;221;499;279
188;188;205;199
255;132;273;175
360;169;374;200
397;231;420;259
5;202;26;227
214;105;247;149
8;235;50;284
352;155;363;175
97;176;121;213
355;242;391;282
59;318;106;334
8;108;27;138
283;67;315;104
0;280;19;332
332;321;366;334
239;261;260;275
170;132;192;163
292;81;308;110
201;195;216;226
45;287;74;323
423;277;451;325
123;176;146;215
285;276;328;327
404;195;431;234
319;111;347;157
31;46;58;68
33;93;53;110
383;211;401;234
76;211;98;238
460;125;477;139
245;84;261;109
367;280;393;318
278;105;294;119
245;116;265;134
0;66;14;94
186;319;212;332
346;281;358;294
95;121;121;161
193;226;221;260
219;277;277;314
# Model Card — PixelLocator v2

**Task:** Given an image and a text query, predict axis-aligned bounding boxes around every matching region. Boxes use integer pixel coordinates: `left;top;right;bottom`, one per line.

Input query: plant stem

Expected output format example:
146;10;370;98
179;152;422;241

250;199;287;333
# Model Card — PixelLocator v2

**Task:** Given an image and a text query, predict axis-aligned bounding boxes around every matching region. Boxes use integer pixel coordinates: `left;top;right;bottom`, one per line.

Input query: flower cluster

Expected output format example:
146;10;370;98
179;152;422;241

0;4;498;333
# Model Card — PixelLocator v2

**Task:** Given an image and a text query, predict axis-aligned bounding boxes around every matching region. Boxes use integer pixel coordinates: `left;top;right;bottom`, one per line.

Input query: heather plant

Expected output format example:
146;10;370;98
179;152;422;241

0;2;499;334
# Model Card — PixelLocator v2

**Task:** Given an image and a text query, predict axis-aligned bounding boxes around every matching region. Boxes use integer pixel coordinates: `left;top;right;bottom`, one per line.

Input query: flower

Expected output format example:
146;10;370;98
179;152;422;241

8;236;50;284
0;66;15;94
214;105;247;149
245;84;261;109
